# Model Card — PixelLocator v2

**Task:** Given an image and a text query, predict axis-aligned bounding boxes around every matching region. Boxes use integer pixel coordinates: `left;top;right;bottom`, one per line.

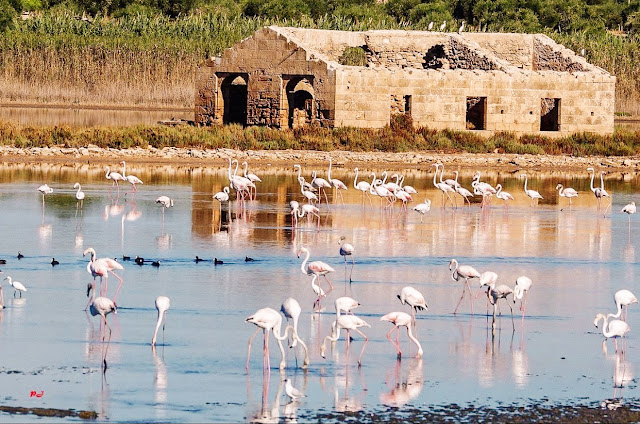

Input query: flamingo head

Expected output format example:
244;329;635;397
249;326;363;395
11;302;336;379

397;294;405;305
297;247;308;258
86;282;93;297
555;184;562;190
338;236;346;244
593;313;606;328
83;247;96;258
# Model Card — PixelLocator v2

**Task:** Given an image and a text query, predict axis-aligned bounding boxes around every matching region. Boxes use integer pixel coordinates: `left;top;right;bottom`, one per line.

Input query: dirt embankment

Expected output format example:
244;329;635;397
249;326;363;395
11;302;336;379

2;145;640;170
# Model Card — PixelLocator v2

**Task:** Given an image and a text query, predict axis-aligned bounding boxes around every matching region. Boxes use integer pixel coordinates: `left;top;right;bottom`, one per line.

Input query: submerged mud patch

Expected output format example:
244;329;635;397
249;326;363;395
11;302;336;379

302;400;640;423
0;405;97;419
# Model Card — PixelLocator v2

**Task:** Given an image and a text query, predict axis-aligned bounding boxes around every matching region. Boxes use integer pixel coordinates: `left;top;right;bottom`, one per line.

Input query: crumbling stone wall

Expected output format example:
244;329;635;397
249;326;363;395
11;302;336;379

533;38;586;72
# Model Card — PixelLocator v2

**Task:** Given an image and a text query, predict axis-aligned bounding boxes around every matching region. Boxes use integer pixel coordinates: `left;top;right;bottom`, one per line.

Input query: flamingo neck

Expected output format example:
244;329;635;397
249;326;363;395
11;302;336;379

382;171;388;184
600;173;605;190
406;325;423;355
227;158;233;181
152;309;164;345
433;166;439;186
300;249;310;273
589;170;596;192
524;176;528;192
105;167;110;178
353;168;359;188
328;158;333;180
121;161;127;177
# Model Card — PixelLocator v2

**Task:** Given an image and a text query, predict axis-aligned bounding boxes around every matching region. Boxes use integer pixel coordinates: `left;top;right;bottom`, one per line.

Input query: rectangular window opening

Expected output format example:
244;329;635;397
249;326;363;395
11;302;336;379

404;95;412;115
466;97;486;130
540;98;560;131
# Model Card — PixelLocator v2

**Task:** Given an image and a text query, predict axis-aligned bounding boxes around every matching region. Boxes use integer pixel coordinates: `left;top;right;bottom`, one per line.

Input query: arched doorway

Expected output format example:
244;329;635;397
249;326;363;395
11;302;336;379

285;77;314;129
221;74;248;126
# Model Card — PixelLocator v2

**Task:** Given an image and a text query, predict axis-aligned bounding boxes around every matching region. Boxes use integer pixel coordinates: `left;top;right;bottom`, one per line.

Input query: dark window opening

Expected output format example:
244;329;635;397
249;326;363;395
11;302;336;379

404;95;412;114
466;97;486;130
220;74;248;126
540;98;560;131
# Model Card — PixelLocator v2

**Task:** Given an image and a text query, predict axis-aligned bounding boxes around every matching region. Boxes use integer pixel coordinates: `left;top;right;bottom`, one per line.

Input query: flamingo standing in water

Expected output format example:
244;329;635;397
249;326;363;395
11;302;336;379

73;183;85;210
556;184;578;208
213;187;230;217
242;162;262;200
431;164;456;208
298;176;318;204
280;297;310;368
298;247;335;294
312;170;332;205
87;282;117;370
608;289;638;322
105;166;125;193
449;258;481;314
353;168;372;206
83;247;124;301
120;161;143;193
320;314;371;366
380;311;424;359
245;307;289;370
594;313;630;354
338;236;355;284
327;157;348;204
413;199;431;222
37;184;53;208
621;202;636;230
587;167;611;212
335;296;360;320
152;296;170;347
495;184;514;208
397;286;428;328
513;276;533;321
522;174;543;206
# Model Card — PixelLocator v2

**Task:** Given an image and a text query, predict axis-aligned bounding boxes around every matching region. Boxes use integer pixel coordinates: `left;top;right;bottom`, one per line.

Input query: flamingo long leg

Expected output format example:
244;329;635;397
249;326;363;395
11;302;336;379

453;286;466;314
386;327;400;357
246;328;261;370
354;328;369;366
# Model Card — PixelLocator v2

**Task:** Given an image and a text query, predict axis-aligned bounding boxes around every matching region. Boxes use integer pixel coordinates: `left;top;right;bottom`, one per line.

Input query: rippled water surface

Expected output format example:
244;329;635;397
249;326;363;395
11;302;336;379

0;162;639;422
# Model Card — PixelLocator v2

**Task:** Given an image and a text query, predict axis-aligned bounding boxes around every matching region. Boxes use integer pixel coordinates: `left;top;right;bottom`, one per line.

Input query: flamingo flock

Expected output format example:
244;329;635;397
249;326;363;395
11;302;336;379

4;156;638;409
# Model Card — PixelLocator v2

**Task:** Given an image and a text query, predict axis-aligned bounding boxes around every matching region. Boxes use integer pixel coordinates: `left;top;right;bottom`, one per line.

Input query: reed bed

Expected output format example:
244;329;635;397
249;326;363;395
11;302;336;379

4;12;638;114
1;120;640;156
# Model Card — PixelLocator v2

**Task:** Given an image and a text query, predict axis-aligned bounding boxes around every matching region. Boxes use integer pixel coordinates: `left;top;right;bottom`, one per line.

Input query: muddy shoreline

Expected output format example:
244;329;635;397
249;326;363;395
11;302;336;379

1;146;640;170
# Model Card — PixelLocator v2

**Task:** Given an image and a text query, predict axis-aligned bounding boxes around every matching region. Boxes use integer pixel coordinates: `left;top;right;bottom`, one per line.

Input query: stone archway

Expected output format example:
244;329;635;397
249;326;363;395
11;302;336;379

221;74;248;126
284;77;314;129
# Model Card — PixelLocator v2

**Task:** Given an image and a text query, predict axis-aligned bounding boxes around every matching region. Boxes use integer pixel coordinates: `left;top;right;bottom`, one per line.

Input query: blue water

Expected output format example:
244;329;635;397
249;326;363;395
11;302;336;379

0;162;638;422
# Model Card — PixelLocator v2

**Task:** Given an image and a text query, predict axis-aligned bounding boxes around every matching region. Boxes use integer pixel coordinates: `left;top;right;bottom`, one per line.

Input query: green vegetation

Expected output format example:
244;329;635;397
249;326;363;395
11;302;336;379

2;120;640;157
0;0;639;113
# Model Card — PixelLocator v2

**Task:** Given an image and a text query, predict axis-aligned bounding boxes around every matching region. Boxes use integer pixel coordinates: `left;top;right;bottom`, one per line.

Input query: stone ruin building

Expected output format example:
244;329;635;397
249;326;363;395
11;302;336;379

195;26;615;136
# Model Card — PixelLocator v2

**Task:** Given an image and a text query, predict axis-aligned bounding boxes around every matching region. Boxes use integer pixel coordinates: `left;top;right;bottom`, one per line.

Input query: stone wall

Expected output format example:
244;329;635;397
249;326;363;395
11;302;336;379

334;67;615;136
195;27;336;128
196;27;615;136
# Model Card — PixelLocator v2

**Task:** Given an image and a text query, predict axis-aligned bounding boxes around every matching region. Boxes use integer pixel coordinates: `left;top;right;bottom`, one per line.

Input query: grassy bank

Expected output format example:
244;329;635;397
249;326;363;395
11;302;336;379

2;120;640;157
1;11;640;114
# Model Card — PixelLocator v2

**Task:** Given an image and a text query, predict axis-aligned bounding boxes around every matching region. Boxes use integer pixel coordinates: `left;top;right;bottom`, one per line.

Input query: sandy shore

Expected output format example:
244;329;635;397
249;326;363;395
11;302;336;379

1;145;640;170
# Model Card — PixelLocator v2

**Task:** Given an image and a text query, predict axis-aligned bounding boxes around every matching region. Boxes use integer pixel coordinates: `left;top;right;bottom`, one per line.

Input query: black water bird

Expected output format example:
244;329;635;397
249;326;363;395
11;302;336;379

214;258;224;265
152;261;160;267
195;256;208;263
135;256;144;265
17;252;24;259
0;259;6;265
122;255;131;261
51;258;59;266
245;256;255;262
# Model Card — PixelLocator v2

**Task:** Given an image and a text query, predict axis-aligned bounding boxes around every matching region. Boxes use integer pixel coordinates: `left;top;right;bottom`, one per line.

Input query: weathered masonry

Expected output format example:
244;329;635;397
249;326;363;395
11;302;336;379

195;26;615;136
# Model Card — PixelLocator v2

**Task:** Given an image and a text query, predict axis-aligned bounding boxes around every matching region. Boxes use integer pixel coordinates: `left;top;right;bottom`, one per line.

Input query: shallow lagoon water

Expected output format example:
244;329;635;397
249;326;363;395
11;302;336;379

0;162;639;422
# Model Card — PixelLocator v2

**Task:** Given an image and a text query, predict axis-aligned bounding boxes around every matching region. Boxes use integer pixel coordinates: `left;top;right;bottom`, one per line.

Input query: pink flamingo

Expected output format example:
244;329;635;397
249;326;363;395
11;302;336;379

397;286;428;328
594;313;630;354
298;246;335;294
380;311;424;359
495;184;514;208
245;307;289;370
328;157;348;204
87;282;117;370
449;258;481;314
320;314;371;366
105;166;125;193
152;296;171;347
353;168;372;206
83;247;124;302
